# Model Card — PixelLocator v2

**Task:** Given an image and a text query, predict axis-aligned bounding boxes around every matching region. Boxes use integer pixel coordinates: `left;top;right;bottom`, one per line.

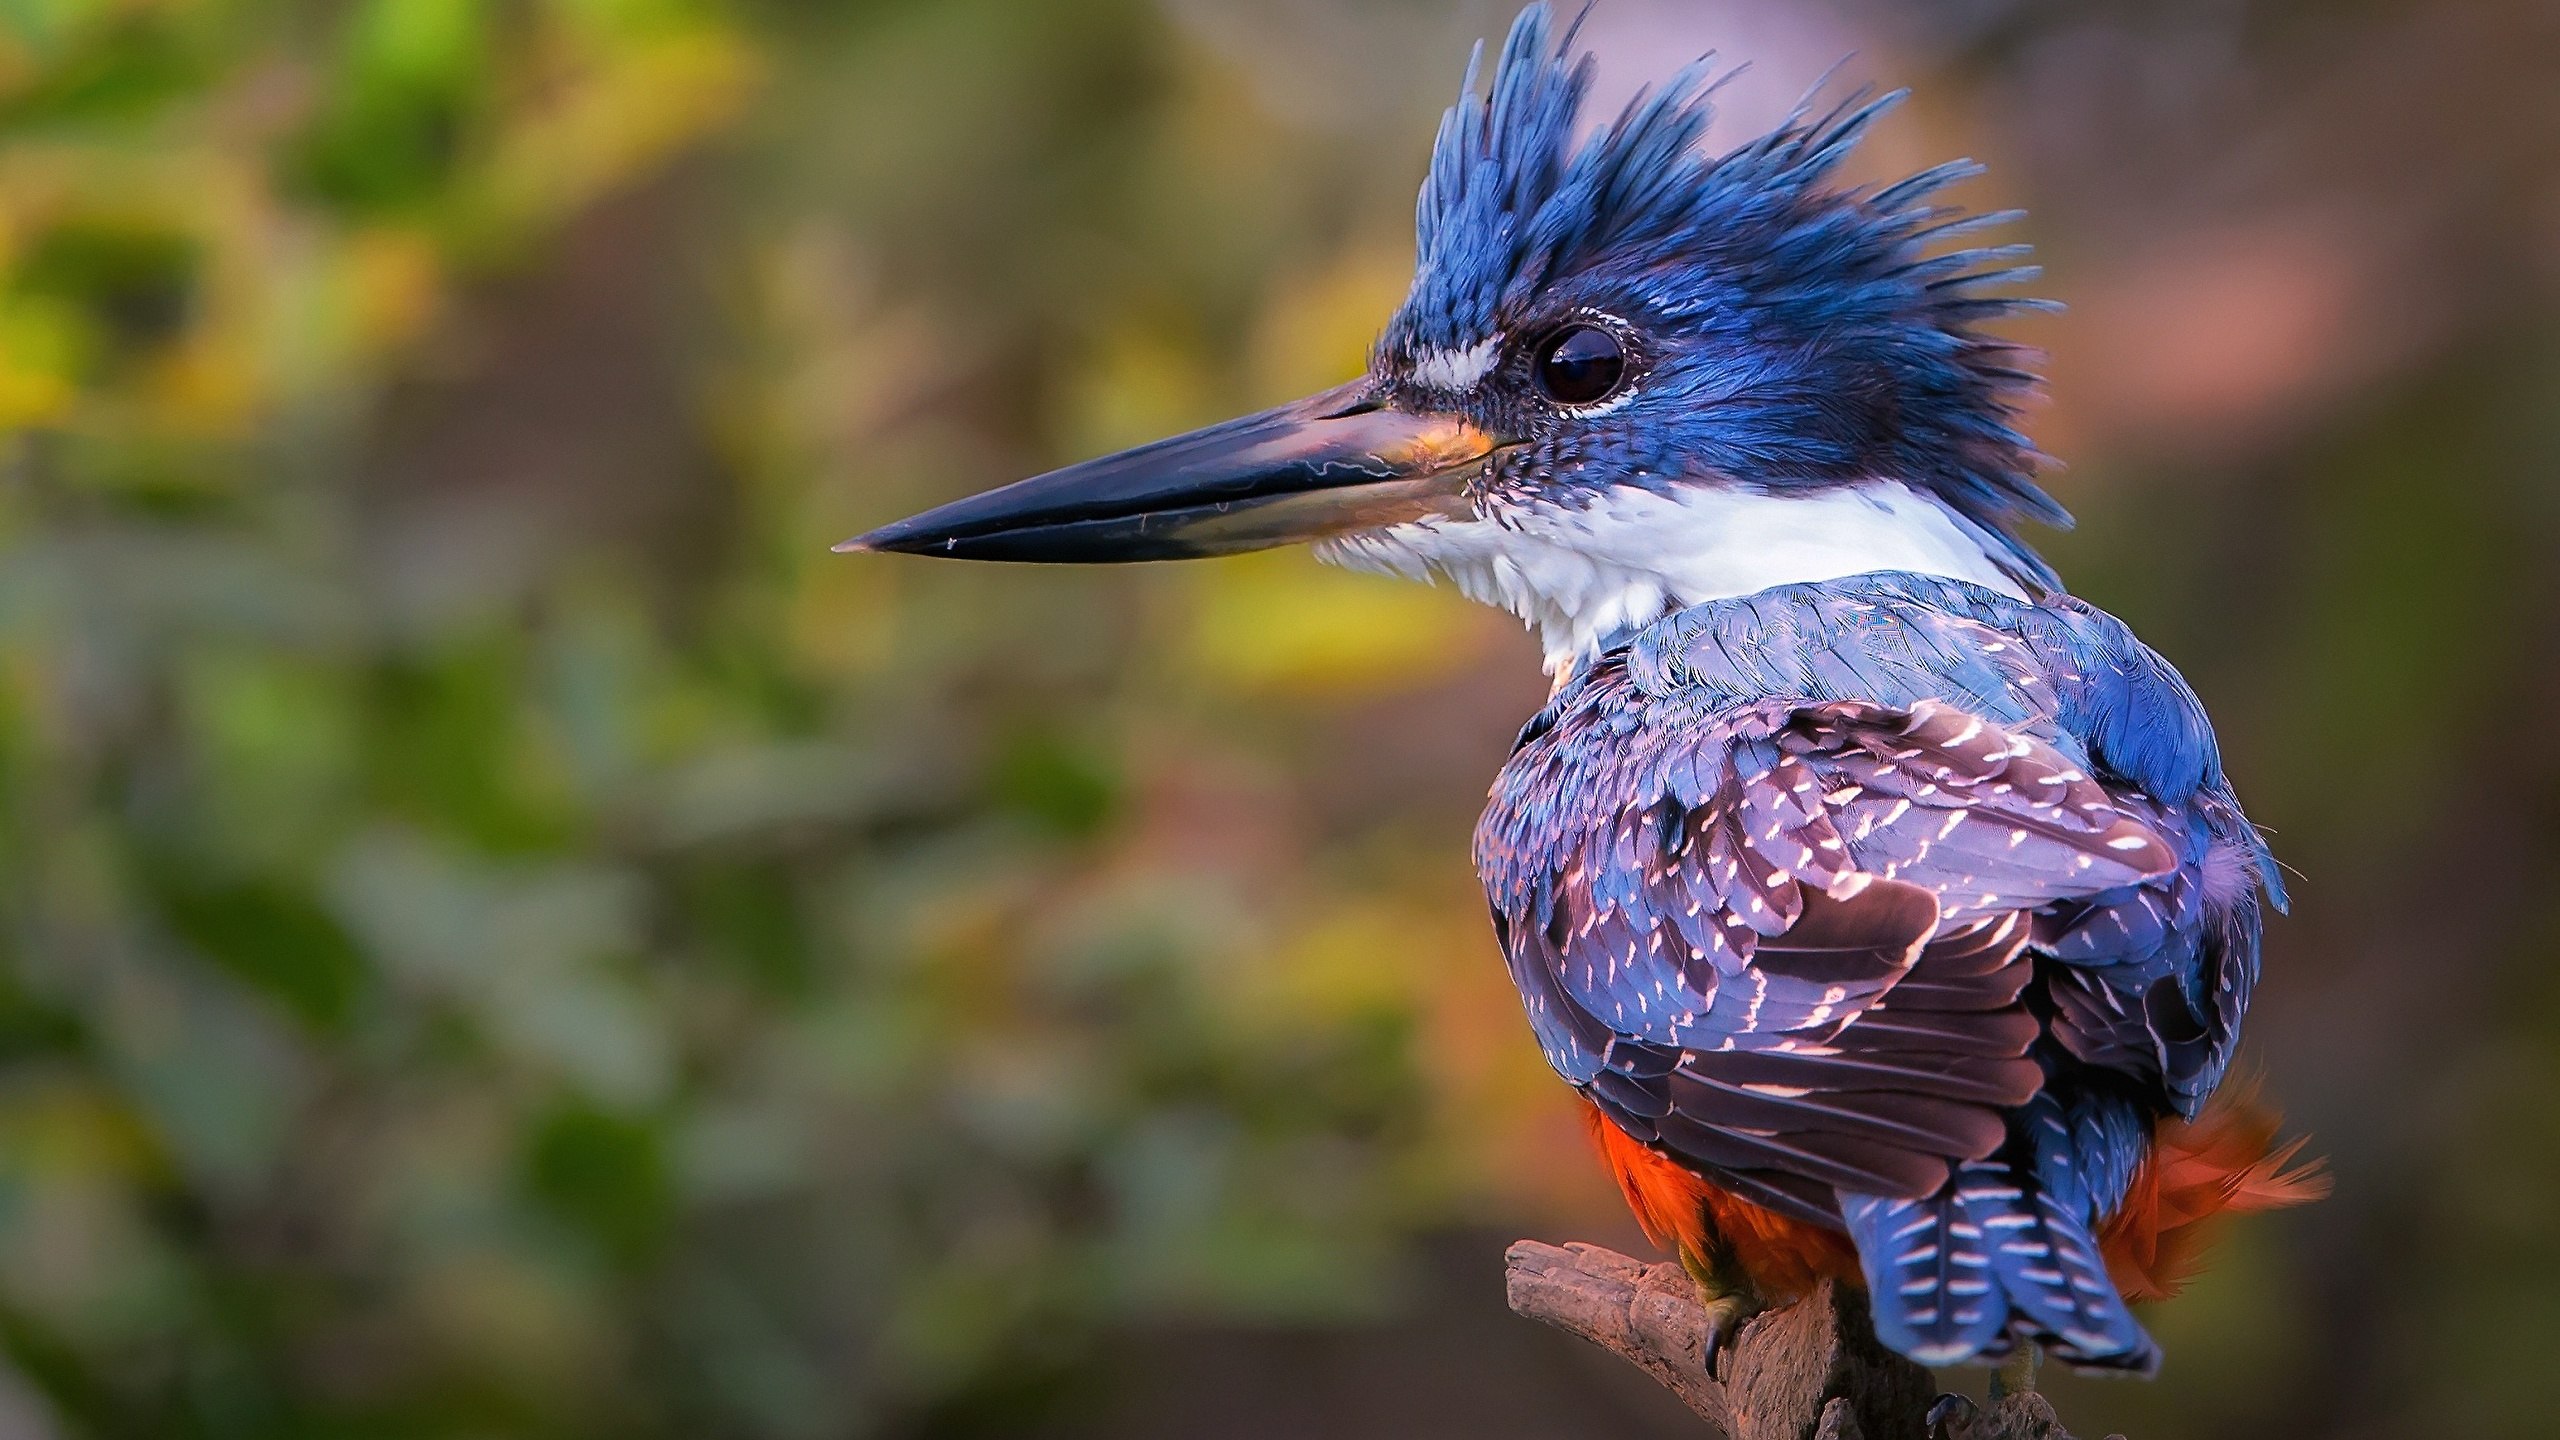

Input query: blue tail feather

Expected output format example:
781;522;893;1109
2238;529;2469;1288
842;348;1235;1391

1843;1117;2158;1373
1956;1158;2158;1373
1840;1191;2008;1366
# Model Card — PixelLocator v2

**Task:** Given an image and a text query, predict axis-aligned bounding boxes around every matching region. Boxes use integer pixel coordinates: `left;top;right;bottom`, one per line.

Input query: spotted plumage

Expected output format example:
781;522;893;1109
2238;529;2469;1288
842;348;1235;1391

845;2;2321;1376
1481;573;2279;1370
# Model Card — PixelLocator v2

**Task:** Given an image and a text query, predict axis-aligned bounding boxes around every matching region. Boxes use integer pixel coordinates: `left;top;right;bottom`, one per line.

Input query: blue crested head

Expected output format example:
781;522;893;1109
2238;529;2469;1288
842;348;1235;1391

1377;4;2067;587
849;2;2073;671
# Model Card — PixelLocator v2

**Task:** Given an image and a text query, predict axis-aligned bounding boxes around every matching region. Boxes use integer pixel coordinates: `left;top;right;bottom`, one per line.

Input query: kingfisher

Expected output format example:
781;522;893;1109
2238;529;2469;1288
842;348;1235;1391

843;4;2321;1377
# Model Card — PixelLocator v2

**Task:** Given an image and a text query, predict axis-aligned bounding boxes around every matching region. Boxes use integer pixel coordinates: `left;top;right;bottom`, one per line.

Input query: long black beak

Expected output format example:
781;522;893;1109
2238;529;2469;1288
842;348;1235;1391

837;381;1499;562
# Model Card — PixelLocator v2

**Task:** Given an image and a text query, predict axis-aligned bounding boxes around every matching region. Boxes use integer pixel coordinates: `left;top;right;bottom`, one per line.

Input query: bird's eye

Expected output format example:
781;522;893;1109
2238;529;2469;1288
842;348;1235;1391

1534;325;1627;406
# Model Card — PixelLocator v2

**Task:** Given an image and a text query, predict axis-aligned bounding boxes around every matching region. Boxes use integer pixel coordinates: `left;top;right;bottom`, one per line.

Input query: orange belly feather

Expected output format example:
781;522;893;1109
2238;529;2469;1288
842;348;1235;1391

2096;1086;2330;1302
1584;1104;1858;1300
1584;1093;2325;1305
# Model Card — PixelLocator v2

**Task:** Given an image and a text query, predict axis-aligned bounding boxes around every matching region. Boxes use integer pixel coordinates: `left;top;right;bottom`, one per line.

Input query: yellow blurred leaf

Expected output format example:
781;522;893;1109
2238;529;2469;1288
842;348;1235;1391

1057;320;1220;460
1181;548;1488;696
340;225;445;354
1255;897;1429;1023
472;24;761;240
0;1080;165;1183
1249;241;1412;399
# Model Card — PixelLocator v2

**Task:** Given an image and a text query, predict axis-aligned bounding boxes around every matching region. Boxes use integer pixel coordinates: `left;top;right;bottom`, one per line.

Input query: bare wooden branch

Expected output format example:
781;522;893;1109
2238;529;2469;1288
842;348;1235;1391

1503;1240;1934;1440
1502;1240;2117;1440
1928;1392;2105;1440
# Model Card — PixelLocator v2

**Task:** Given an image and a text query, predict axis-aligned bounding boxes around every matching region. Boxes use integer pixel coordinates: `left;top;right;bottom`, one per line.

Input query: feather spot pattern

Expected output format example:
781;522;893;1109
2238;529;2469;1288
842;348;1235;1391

1477;572;2289;1370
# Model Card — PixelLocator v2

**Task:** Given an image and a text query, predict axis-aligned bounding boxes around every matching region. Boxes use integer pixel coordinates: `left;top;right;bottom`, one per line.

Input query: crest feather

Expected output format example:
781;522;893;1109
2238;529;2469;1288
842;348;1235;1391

1393;4;2072;576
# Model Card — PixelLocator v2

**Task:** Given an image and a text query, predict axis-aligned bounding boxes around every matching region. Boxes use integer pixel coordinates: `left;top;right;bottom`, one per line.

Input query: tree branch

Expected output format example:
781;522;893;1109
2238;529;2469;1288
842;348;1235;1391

1502;1240;2115;1440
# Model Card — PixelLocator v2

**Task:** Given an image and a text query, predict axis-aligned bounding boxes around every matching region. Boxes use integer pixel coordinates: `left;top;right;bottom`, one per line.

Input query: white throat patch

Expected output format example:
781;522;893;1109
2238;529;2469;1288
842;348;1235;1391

1313;480;2031;674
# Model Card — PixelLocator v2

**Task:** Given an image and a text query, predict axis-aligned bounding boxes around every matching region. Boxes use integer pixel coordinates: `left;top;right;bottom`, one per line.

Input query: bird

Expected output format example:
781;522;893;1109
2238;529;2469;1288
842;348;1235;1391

841;3;2323;1379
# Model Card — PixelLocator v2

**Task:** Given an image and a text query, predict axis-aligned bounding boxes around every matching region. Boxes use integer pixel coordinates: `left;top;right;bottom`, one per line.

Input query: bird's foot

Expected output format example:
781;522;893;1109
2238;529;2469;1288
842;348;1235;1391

1990;1341;2040;1400
1926;1345;2048;1440
1696;1290;1760;1375
1676;1242;1764;1376
1925;1393;1980;1440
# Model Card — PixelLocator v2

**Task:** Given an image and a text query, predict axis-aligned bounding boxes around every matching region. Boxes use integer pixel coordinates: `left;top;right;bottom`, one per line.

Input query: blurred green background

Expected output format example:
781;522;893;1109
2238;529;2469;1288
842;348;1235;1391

0;1;2553;1436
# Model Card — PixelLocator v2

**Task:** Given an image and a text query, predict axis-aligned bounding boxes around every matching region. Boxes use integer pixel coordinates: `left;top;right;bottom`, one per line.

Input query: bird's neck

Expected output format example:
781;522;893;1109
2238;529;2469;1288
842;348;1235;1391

1316;479;2035;675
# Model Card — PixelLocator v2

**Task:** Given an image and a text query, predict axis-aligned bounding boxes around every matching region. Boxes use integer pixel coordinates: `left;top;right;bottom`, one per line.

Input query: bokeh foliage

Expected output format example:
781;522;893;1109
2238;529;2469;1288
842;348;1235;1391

0;2;1550;1435
0;2;2555;1439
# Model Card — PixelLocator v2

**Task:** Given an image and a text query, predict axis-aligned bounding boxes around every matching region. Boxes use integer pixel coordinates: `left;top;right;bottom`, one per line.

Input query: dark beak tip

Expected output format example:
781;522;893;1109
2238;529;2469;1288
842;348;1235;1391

835;524;926;554
828;383;1493;564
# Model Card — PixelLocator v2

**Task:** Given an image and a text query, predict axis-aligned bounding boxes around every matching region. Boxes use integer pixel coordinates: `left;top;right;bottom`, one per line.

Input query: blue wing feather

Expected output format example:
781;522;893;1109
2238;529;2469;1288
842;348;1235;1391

1481;572;2276;1370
